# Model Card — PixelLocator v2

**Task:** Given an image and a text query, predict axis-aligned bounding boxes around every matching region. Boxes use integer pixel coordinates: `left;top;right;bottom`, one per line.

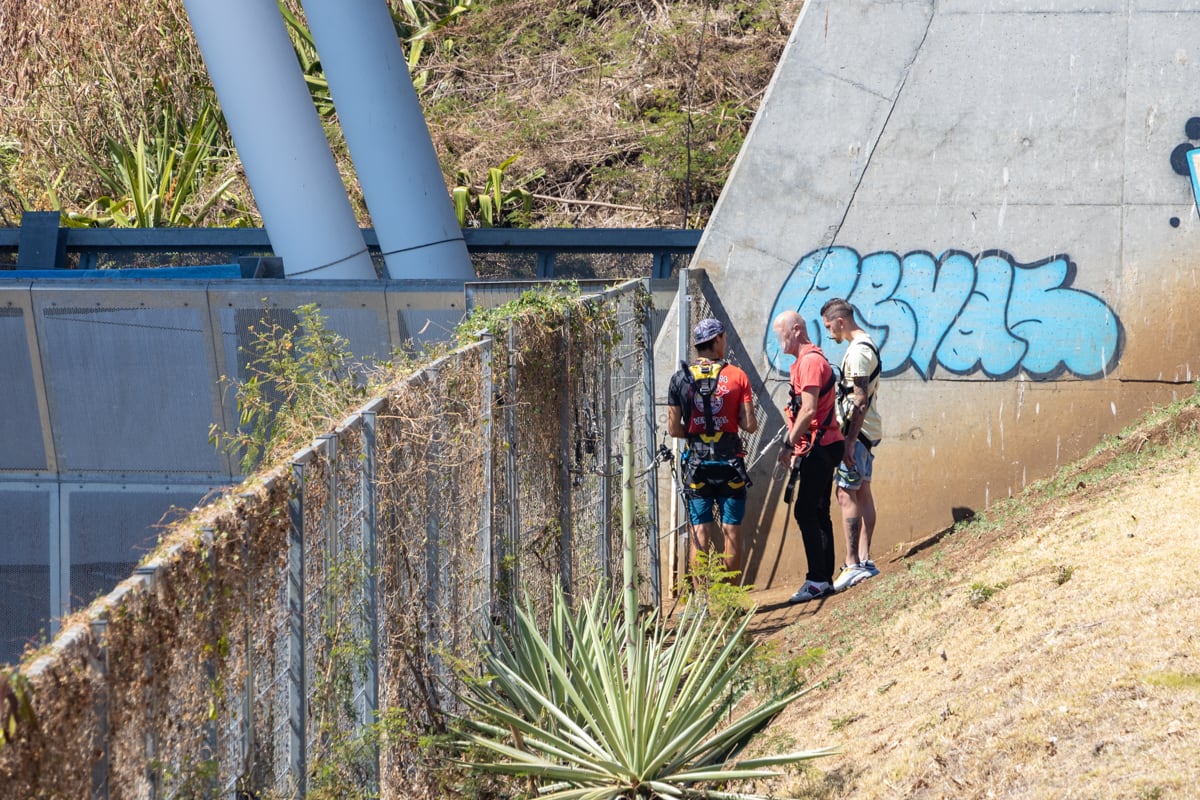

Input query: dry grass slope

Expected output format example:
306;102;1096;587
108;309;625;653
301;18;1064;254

750;393;1200;800
0;0;803;228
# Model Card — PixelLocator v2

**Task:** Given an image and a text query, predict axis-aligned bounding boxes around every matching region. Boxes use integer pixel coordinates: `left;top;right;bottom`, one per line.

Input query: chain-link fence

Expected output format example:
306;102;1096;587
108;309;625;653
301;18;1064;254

0;278;661;799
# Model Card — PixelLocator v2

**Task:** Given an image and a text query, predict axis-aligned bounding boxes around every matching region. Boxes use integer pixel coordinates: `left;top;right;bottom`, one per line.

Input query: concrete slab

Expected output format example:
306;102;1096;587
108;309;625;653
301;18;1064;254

683;0;1200;587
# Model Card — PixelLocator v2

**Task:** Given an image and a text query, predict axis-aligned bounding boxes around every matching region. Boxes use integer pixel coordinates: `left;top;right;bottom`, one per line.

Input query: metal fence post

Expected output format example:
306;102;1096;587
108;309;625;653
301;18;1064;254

133;564;161;800
239;525;255;799
557;310;573;598
599;349;613;585
478;333;494;638
640;279;661;609
89;616;109;800
621;396;636;630
502;326;521;628
423;367;444;687
669;269;692;591
201;527;220;797
319;433;338;600
288;462;307;798
360;409;380;792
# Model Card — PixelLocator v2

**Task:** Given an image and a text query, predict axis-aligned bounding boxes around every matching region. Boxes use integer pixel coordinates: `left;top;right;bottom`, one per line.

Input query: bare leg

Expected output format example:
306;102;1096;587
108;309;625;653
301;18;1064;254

836;486;863;566
720;522;742;577
689;520;717;572
857;479;876;561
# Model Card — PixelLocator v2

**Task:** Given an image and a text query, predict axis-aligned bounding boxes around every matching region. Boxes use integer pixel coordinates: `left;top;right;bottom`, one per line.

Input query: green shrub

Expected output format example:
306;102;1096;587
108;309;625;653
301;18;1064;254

453;584;834;798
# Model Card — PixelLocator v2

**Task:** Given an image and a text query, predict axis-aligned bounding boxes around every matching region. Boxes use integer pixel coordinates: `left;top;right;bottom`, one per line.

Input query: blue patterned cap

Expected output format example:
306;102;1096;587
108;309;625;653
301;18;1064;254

692;318;725;345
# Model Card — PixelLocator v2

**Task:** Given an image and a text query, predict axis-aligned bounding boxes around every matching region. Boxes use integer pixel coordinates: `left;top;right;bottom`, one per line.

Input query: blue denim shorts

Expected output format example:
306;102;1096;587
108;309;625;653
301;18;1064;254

835;439;874;490
687;493;747;525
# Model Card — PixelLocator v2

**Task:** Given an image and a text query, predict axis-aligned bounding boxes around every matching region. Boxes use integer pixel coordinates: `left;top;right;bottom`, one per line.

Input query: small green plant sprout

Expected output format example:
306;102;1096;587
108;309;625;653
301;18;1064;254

829;712;862;732
680;549;755;617
452;154;543;228
968;581;1006;608
1054;564;1074;585
453;583;835;799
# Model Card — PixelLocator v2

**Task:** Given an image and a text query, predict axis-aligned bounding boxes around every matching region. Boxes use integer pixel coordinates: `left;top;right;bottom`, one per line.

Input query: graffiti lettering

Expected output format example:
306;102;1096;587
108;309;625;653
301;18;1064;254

1168;116;1200;227
764;247;1123;381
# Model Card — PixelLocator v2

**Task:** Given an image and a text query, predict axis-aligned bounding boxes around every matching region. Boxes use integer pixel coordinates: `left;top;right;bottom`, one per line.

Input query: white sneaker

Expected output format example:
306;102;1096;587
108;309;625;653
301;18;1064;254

789;580;833;604
833;563;870;591
861;558;880;577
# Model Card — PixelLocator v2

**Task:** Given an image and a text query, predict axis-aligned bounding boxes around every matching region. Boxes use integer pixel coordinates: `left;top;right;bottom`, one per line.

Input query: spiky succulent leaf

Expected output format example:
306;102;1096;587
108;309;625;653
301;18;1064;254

453;584;833;799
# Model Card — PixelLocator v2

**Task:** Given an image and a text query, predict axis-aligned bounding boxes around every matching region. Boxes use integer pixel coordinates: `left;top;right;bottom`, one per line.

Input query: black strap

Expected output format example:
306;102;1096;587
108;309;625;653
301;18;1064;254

789;352;837;430
838;339;881;424
840;337;883;450
679;360;725;438
840;339;881;385
858;430;880;451
788;352;838;450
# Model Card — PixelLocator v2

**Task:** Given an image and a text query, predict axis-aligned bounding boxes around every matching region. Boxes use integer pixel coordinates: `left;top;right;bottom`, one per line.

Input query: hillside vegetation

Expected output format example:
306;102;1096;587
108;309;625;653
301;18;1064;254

746;388;1200;799
0;0;801;229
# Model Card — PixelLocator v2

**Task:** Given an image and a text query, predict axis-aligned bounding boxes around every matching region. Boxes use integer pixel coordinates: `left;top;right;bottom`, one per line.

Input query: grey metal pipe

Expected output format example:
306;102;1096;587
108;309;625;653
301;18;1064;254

182;0;376;279
301;0;475;280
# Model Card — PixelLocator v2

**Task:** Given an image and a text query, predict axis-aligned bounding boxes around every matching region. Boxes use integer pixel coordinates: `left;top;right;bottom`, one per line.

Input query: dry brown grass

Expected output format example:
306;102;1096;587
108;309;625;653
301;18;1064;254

418;0;799;227
0;0;213;220
744;395;1200;800
0;0;800;228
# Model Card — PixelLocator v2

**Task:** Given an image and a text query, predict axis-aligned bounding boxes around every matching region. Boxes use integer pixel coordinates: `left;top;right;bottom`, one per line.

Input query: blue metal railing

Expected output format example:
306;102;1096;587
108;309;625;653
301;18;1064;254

0;211;702;278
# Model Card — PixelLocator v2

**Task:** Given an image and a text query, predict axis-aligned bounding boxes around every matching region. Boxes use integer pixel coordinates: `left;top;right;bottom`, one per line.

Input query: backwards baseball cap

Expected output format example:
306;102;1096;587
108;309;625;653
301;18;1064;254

692;317;725;345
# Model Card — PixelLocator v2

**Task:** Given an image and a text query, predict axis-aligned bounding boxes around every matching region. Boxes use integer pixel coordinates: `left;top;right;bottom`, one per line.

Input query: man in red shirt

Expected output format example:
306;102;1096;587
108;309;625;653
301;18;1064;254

771;309;846;603
667;317;758;578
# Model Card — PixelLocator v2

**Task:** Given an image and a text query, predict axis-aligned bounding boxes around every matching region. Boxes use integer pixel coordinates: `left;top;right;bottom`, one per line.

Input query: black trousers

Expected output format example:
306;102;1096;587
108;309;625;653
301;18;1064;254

792;439;845;585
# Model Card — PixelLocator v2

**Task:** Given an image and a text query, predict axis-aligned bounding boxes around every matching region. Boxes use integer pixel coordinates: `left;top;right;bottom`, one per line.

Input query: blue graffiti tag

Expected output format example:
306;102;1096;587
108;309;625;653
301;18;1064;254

764;247;1123;380
1168;116;1200;227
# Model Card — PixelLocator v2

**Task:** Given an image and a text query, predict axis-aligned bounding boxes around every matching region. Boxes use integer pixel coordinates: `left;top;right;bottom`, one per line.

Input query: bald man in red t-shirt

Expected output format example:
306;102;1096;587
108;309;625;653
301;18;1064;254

771;309;845;603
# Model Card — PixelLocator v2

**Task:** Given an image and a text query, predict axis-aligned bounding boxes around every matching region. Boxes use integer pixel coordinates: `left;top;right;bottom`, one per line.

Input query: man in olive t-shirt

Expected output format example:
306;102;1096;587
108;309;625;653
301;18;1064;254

821;299;883;592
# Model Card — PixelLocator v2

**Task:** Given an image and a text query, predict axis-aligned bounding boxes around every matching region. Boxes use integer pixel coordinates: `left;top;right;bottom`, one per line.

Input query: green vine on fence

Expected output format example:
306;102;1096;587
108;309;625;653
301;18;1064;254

209;302;384;473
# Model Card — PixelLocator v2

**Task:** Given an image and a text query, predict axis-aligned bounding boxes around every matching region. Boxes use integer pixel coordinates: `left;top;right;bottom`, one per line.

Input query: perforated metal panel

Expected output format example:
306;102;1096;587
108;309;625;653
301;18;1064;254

383;282;467;348
0;484;52;665
0;303;48;470
32;285;227;477
67;485;213;607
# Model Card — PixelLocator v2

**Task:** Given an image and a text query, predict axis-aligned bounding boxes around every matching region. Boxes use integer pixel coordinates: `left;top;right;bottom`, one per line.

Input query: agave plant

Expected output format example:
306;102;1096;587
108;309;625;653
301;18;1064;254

454;585;833;799
79;104;241;228
278;0;474;103
452;154;542;228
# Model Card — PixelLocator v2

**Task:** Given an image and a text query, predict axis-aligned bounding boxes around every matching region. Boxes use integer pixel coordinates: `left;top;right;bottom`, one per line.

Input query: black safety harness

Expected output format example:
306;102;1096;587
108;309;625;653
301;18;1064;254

836;339;882;449
678;360;751;494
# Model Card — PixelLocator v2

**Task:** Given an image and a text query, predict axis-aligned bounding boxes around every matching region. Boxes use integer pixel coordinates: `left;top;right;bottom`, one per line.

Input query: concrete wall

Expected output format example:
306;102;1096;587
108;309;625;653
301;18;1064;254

677;0;1200;587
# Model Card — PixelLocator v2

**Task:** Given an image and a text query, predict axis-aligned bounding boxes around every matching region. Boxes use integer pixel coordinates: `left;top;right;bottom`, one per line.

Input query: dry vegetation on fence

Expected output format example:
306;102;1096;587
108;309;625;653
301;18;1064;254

0;285;640;799
0;0;802;228
0;476;293;798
